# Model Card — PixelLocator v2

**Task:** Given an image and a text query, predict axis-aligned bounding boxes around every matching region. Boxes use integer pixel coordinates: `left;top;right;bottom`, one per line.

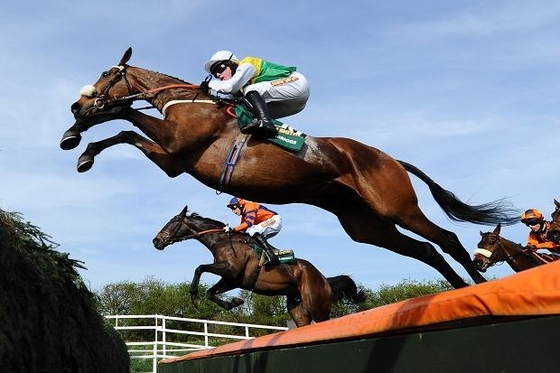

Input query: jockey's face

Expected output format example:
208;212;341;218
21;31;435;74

229;205;242;216
214;66;233;81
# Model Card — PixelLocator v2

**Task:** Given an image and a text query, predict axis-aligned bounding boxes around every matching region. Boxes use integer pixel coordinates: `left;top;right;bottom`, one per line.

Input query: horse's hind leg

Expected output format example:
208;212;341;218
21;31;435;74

77;130;185;177
336;212;471;288
395;210;487;284
327;186;485;285
383;226;472;288
286;296;312;327
298;269;331;323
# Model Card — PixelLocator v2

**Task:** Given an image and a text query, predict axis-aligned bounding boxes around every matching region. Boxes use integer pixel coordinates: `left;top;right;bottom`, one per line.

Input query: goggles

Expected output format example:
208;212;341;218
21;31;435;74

523;219;541;227
210;62;228;78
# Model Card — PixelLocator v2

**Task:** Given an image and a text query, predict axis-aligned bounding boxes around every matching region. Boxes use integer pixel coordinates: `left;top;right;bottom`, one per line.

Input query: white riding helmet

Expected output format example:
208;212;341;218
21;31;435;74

204;50;239;73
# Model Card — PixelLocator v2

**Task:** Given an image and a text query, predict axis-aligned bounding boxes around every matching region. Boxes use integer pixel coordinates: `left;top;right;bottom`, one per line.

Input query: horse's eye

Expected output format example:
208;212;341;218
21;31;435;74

101;71;110;78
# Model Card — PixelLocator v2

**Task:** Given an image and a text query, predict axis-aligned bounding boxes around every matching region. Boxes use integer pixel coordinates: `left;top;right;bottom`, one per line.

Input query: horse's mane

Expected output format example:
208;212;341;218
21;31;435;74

187;212;226;228
143;67;193;85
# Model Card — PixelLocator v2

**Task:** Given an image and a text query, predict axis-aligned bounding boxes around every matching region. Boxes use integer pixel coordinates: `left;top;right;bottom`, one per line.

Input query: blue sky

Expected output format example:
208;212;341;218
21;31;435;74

1;1;559;292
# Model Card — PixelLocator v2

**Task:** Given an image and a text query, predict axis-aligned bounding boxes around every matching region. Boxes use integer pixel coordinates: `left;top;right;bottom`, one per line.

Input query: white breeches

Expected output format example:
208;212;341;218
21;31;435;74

246;215;282;239
244;72;310;119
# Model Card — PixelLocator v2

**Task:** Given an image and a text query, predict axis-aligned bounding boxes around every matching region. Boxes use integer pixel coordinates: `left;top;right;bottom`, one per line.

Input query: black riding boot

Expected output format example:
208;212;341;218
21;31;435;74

253;233;280;266
241;91;278;137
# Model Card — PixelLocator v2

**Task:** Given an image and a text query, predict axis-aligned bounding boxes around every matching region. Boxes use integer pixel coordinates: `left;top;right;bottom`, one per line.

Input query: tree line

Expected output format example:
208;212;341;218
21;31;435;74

95;276;456;329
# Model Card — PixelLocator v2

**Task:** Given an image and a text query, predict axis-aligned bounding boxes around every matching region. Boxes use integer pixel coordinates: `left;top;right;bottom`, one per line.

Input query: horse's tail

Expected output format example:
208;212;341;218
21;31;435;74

327;275;365;304
398;160;519;226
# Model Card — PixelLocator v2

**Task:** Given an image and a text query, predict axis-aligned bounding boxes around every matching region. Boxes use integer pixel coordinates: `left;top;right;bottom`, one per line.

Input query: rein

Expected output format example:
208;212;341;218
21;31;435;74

90;64;203;110
487;237;533;265
173;228;223;242
95;83;203;109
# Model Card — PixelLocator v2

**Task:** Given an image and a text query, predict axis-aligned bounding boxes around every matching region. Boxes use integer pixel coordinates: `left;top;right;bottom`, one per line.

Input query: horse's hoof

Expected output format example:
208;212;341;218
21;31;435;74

60;132;82;150
231;297;244;307
77;157;93;173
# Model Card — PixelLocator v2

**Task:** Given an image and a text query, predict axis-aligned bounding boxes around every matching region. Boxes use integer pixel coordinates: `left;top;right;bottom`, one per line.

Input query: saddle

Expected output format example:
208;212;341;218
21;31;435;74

232;101;306;152
249;244;296;266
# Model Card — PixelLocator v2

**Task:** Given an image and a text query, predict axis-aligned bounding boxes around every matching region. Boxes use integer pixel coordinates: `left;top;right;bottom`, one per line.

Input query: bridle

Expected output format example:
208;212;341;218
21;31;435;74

83;65;202;114
90;65;133;110
157;214;223;248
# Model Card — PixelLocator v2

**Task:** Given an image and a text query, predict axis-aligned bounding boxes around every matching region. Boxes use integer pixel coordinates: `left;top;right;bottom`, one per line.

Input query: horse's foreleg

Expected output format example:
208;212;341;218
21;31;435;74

206;279;244;311
190;262;239;309
61;105;134;150
76;131;185;177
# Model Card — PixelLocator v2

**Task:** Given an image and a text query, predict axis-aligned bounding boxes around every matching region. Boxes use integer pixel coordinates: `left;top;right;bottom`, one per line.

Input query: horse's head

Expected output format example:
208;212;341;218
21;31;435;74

472;224;504;272
70;47;134;121
152;205;226;250
60;48;135;151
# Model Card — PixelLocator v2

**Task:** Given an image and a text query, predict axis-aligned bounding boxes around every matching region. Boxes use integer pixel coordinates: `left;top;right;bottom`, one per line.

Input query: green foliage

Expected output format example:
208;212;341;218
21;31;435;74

0;208;129;373
365;278;455;308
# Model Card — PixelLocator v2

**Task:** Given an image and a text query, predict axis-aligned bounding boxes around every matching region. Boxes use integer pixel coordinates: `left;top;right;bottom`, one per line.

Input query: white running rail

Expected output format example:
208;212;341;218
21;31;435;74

105;315;289;373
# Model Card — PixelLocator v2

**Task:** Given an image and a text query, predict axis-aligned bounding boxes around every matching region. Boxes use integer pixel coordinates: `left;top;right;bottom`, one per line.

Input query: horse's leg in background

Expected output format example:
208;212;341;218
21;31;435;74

189;262;242;309
205;278;244;310
76;131;185;177
286;296;312;327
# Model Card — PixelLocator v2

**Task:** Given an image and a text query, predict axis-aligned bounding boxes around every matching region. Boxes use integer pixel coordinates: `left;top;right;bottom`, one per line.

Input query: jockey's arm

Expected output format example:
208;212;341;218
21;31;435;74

208;63;256;94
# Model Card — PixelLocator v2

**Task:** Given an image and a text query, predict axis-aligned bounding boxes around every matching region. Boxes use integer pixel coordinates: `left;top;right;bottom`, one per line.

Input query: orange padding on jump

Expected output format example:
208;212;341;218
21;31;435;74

165;262;560;363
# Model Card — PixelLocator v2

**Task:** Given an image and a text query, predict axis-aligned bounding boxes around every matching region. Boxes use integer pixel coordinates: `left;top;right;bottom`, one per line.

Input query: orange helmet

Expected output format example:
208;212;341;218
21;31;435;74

520;208;544;222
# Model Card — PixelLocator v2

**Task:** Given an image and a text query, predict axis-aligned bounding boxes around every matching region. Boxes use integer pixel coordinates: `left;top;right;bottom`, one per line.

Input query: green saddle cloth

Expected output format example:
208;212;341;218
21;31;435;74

234;103;306;152
250;244;296;265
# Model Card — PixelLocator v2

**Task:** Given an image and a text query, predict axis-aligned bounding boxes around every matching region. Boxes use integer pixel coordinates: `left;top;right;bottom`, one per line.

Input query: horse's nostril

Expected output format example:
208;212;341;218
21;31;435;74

71;102;80;115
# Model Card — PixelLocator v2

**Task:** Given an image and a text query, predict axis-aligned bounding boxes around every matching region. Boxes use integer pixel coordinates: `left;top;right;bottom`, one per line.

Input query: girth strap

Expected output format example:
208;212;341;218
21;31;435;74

218;134;247;192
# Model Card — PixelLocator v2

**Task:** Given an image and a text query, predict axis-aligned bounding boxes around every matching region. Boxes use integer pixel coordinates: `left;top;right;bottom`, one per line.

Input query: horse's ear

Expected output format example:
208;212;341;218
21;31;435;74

180;205;189;215
119;47;132;66
554;199;560;207
493;223;501;234
480;231;483;236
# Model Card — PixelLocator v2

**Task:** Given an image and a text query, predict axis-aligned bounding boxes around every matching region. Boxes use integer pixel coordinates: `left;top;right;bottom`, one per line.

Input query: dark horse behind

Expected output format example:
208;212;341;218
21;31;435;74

473;224;558;273
152;205;365;327
546;199;560;244
63;47;520;289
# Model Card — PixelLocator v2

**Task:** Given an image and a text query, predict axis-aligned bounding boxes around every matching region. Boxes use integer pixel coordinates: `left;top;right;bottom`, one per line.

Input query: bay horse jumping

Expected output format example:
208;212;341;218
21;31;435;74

62;47;519;289
472;224;558;273
152;206;365;327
